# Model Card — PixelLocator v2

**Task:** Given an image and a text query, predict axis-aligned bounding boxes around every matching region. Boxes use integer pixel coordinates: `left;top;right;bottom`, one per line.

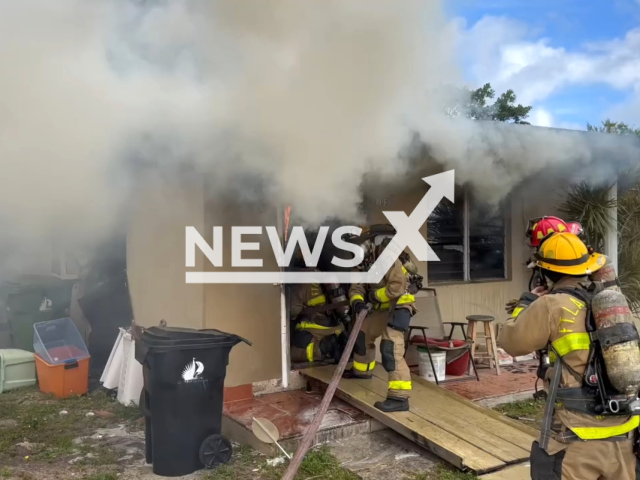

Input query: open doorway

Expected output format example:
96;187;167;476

281;210;366;372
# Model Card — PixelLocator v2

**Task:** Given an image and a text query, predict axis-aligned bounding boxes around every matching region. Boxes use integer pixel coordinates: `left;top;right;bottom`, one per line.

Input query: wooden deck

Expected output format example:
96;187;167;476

302;365;538;475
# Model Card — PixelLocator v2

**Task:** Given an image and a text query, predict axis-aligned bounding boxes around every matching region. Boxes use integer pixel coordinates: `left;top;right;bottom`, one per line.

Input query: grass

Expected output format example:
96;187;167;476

202;445;359;480
200;445;487;480
493;398;545;430
80;474;119;480
405;464;478;480
0;385;542;480
0;386;141;465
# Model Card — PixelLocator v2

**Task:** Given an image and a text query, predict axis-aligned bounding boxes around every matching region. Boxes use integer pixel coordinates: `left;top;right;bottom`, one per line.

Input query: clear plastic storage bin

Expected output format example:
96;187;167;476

33;317;89;365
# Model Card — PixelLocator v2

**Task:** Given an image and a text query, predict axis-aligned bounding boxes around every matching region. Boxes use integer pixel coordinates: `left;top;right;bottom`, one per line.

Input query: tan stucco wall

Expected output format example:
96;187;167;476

127;180;282;387
201;198;282;387
127;178;206;329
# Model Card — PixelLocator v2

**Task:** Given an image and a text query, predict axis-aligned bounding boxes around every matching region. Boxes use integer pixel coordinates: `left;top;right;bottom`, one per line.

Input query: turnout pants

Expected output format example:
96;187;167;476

530;437;639;480
291;326;341;363
352;308;412;399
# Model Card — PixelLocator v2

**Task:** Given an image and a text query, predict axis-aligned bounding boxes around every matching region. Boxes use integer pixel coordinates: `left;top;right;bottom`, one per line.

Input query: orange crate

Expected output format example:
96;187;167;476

34;353;90;399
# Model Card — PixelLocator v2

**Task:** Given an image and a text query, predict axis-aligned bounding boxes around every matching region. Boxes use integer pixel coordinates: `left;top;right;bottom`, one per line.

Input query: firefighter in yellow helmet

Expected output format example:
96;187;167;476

498;232;640;480
343;231;420;413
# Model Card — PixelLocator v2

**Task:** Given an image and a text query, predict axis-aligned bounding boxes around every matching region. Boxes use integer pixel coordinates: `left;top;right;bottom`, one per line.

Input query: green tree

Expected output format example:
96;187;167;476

446;83;533;124
586;119;640;136
558;119;640;311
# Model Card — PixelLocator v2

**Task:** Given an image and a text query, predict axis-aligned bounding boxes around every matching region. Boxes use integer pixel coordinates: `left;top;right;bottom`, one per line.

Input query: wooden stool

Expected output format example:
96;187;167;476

466;315;500;376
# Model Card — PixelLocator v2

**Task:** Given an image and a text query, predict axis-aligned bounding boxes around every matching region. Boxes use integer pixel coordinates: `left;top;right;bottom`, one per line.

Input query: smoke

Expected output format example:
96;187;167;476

0;0;638;277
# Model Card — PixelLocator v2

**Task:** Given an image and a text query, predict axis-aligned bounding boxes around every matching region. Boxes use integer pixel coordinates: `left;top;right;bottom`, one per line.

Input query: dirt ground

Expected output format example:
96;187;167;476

0;386;544;480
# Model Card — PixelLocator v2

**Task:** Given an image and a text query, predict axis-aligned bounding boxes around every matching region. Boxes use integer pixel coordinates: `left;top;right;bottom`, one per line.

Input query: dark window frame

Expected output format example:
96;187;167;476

426;188;509;285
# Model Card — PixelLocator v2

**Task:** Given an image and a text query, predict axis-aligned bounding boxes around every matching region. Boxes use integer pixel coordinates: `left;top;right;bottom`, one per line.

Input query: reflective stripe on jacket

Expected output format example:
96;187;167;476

349;260;415;311
498;276;639;443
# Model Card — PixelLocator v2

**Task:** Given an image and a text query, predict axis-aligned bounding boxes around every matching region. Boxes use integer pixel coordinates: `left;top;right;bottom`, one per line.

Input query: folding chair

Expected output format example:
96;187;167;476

404;287;479;385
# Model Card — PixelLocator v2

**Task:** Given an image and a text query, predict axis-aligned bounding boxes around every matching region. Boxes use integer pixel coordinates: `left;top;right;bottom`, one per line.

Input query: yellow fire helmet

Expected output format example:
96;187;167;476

533;232;606;276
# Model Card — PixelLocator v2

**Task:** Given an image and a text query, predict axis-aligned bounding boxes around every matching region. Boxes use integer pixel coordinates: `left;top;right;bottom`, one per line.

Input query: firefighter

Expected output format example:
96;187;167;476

342;233;418;413
498;232;639;480
289;280;343;364
505;216;584;315
289;245;344;364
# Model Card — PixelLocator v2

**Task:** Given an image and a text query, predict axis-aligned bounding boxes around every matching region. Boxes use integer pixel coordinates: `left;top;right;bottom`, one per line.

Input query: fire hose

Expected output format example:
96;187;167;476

280;302;372;480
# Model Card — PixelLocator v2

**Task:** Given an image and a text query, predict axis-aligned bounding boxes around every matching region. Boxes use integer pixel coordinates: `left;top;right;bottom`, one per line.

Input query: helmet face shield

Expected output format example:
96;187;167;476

566;222;583;236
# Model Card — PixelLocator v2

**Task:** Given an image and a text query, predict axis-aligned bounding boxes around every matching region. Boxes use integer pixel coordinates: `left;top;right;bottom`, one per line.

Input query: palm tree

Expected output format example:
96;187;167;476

557;121;640;312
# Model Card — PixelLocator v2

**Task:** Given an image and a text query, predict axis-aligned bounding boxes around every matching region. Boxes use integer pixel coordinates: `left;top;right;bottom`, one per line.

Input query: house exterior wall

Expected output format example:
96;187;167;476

127;179;206;330
362;176;568;338
126;171;571;387
127;180;283;388
201;198;282;387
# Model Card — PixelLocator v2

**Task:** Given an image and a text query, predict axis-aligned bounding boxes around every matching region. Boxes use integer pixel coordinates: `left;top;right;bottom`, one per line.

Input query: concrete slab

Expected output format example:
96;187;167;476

476;389;537;408
328;430;441;480
223;389;377;456
442;361;539;402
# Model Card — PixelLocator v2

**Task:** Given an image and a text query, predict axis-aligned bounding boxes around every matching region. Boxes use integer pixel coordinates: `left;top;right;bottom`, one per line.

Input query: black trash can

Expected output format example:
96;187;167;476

135;326;251;477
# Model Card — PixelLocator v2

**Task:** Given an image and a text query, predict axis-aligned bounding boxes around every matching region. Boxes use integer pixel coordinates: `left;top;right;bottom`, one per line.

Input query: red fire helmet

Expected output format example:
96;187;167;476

526;216;569;247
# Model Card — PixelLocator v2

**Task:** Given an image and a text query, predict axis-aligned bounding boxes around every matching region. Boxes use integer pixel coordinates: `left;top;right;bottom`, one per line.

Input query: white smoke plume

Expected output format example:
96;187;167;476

0;0;638;274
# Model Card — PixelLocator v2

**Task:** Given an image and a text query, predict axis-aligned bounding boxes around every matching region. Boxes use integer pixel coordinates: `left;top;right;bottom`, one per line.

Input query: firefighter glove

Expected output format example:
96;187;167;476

353;301;368;316
505;298;519;315
367;290;381;304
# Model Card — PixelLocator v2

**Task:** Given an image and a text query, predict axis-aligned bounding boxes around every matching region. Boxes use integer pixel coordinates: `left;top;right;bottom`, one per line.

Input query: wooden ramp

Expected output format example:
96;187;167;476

302;365;538;475
480;463;531;480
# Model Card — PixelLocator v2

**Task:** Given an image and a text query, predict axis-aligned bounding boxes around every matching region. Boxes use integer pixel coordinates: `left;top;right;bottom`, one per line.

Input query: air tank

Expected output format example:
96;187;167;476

589;255;621;292
324;283;351;323
592;289;640;397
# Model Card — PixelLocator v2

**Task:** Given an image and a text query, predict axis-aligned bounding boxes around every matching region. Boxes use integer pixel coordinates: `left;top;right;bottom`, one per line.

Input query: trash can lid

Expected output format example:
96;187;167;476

140;327;251;346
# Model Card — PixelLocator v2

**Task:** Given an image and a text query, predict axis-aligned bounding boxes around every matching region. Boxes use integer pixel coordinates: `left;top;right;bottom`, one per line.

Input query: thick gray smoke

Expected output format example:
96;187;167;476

0;0;638;276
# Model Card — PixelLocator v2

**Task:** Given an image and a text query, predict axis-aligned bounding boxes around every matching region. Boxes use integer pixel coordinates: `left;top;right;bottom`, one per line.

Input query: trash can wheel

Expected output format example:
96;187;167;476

199;434;233;468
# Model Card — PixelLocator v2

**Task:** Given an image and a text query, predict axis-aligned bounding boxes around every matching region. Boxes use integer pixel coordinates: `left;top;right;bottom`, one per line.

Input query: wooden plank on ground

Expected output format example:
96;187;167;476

371;368;538;450
360;372;530;463
410;373;540;439
480;462;530;480
303;365;506;474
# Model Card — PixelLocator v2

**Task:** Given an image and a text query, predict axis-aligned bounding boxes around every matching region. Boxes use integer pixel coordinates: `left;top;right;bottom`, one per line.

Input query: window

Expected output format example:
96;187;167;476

51;242;80;280
427;188;507;283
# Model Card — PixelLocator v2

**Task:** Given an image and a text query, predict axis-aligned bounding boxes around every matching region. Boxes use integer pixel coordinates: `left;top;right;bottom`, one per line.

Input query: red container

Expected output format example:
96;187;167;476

410;336;470;376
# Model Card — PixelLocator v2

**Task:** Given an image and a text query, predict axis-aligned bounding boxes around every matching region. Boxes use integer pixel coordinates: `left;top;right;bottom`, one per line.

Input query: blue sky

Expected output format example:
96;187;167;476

446;0;640;130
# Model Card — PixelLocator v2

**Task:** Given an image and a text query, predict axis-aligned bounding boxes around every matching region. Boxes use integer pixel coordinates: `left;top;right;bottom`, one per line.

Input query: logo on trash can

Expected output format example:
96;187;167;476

182;357;204;382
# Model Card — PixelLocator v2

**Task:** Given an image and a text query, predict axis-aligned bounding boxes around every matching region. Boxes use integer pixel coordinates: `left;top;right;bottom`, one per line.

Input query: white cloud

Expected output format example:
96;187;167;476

530;107;554;127
455;15;640;119
528;107;584;130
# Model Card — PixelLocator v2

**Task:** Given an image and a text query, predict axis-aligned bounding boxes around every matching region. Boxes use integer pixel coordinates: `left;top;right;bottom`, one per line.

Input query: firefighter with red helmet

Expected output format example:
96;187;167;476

505;216;585;315
526;216;569;247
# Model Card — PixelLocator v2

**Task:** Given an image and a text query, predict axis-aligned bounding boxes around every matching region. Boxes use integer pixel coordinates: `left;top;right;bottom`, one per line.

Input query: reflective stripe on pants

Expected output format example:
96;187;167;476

352;310;412;398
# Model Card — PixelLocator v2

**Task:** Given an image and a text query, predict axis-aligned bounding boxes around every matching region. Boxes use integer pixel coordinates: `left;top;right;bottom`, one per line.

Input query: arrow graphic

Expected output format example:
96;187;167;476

382;170;455;263
186;170;456;284
363;170;455;284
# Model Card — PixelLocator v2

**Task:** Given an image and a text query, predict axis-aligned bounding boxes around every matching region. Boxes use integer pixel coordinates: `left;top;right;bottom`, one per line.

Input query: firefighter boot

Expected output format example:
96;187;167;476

342;368;372;380
374;396;409;412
